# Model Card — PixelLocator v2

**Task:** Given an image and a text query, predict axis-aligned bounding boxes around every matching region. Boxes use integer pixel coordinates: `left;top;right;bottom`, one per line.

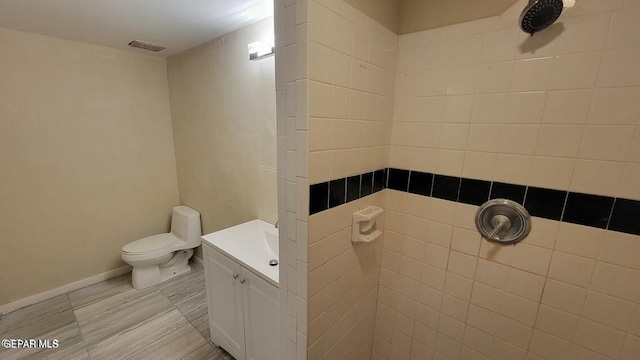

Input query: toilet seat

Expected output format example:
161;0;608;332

122;233;179;255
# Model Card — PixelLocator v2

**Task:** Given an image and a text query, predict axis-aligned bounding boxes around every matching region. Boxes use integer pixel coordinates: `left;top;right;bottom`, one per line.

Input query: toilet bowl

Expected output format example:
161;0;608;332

121;206;201;289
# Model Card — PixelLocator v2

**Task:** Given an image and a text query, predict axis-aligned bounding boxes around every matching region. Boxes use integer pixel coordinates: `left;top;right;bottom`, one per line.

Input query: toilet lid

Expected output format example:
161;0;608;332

122;233;179;254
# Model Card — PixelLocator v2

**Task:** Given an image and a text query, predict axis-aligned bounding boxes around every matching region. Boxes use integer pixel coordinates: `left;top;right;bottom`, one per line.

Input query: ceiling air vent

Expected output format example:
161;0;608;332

128;40;165;52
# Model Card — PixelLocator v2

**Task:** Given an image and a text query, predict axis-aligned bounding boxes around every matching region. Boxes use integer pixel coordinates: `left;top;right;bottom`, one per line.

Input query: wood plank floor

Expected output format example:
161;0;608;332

0;263;234;360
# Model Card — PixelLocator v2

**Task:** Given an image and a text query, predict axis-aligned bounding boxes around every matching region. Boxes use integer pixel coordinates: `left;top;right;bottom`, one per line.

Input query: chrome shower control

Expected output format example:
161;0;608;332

475;199;531;245
487;214;511;239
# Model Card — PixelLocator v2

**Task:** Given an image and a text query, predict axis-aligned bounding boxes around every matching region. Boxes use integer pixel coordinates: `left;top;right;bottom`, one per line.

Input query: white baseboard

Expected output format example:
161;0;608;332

192;255;204;268
0;265;132;316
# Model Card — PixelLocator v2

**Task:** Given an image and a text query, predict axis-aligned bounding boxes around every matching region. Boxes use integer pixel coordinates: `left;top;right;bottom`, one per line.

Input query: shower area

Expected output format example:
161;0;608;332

274;0;640;359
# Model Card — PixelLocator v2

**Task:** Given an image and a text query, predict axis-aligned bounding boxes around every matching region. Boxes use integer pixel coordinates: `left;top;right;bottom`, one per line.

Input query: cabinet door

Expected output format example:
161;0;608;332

240;267;280;360
203;245;246;360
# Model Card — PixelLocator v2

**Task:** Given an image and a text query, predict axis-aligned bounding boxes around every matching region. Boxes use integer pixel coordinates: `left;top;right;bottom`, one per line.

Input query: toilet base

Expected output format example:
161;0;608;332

131;249;194;289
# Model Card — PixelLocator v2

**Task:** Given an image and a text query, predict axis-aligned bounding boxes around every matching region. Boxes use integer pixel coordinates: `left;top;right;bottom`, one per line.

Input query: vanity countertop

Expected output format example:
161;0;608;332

201;219;279;286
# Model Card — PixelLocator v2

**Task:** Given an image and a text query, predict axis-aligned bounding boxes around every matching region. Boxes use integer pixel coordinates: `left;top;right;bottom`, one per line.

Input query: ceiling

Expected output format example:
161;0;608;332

0;0;273;57
345;0;520;34
0;0;520;57
399;0;519;34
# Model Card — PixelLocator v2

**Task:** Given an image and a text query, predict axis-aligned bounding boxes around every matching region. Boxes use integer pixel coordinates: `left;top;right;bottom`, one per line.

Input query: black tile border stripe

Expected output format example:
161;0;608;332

309;167;640;237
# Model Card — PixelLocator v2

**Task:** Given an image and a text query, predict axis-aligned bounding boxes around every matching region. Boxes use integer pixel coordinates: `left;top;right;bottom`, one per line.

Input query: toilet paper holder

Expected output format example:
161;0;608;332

352;206;384;243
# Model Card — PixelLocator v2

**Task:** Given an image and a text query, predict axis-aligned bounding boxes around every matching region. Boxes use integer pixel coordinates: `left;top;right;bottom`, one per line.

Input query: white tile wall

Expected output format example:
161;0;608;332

372;1;640;360
276;0;310;358
391;0;640;197
305;1;397;359
298;1;640;360
307;0;396;184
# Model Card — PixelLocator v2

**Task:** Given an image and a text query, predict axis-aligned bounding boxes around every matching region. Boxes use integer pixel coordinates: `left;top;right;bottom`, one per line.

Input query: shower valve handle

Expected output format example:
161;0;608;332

487;215;511;240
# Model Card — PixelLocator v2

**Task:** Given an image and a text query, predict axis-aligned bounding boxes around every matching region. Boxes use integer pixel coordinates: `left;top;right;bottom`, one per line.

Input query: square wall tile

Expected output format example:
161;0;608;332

442;95;473;123
480;28;518;63
598;48;640;87
510;57;554;92
599;231;640;270
619;163;640;200
574;319;625;358
528;156;575;190
535;125;584;158
590;262;640;302
432;175;461;202
498;124;539;155
555;222;604;259
408;171;433;197
490;182;526;204
510;243;552;276
548;251;596;288
620;333;640;360
471;94;507;124
582;290;635;331
504;92;546;124
524;187;567;221
494;154;533;185
467;124;501;152
309;182;328;215
570;160;624;197
462;152;496;182
308;81;331;118
476;62;513;94
332;14;353;55
578;125;635;162
458;179;491;206
505;267;545;301
446;65;479;95
588;87;640;125
543;89;592;125
556;12;610;53
551;51;602;90
328;178;346;208
535;305;579;341
562;192;614;229
310;1;332;47
606;7;640;49
541;279;587;315
609;199;640;236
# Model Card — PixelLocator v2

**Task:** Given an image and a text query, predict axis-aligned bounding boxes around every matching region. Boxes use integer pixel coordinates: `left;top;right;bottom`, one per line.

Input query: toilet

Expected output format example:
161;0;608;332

121;206;201;289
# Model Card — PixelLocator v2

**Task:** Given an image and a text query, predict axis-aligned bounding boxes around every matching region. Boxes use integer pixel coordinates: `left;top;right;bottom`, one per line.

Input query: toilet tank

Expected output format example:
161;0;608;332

171;206;201;244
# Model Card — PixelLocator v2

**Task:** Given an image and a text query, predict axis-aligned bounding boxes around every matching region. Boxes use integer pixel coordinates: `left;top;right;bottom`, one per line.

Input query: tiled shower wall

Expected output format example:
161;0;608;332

374;1;640;360
307;0;396;185
306;0;397;359
276;0;310;359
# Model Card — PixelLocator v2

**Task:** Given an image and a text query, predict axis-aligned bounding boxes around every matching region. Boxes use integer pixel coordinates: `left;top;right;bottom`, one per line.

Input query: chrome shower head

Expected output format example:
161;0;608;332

519;0;564;36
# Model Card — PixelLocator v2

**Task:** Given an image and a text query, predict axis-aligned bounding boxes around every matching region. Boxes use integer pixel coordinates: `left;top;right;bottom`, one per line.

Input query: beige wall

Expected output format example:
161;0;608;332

306;1;397;359
0;27;180;307
167;17;277;260
375;0;640;359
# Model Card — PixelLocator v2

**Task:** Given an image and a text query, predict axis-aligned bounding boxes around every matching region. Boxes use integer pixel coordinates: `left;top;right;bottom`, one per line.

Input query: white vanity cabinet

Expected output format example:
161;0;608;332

203;243;279;360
